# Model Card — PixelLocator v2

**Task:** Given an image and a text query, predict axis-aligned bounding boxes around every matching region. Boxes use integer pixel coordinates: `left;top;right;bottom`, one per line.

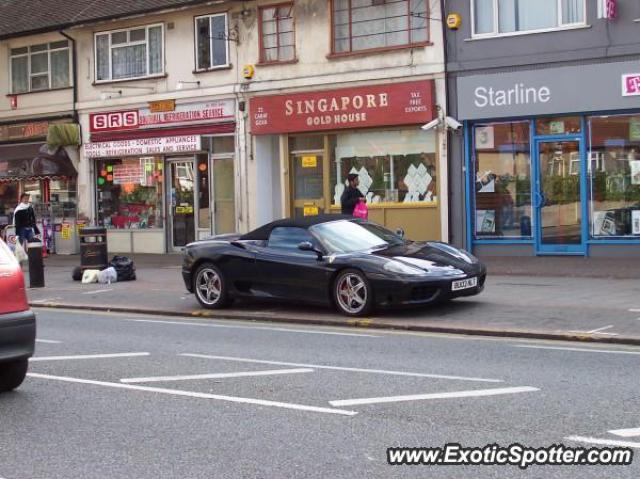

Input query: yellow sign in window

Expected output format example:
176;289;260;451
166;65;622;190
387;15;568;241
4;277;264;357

303;205;319;216
301;156;317;168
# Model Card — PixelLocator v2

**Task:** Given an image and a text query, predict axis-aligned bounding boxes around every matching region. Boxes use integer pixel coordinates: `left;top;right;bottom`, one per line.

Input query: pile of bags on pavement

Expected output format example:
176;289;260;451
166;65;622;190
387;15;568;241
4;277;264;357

73;255;137;284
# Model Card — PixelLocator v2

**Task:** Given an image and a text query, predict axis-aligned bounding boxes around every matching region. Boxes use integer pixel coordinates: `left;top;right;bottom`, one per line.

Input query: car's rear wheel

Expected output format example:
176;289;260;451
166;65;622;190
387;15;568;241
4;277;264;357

0;359;28;393
193;263;231;309
333;269;373;317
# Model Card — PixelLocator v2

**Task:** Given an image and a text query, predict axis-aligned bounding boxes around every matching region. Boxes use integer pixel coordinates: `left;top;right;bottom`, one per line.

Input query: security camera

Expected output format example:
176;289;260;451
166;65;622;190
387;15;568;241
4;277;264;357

445;116;463;131
421;118;441;131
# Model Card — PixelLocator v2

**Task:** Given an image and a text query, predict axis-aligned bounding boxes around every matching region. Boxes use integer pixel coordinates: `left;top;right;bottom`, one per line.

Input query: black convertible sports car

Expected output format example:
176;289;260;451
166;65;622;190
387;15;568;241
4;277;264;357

182;215;486;317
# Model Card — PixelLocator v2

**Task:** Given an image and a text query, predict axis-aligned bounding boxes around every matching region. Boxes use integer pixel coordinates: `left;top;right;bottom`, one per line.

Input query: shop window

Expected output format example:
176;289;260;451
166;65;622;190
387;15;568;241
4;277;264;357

259;3;295;63
0;183;20;224
202;135;235;154
95;24;164;82
49;178;77;218
10;41;70;93
331;0;428;54
536;116;581;136
330;129;437;206
473;0;585;37
195;13;229;71
473;121;532;239
588;115;640;238
96;157;164;229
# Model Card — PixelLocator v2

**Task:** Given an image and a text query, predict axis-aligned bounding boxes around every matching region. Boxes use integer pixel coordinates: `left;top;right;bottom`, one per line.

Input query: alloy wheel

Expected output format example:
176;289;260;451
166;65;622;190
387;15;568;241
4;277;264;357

196;268;222;306
336;273;368;314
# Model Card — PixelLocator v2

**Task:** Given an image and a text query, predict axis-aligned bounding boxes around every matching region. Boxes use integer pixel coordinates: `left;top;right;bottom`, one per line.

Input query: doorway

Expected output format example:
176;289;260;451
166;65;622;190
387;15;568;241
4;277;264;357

289;150;326;219
534;139;586;255
167;158;196;251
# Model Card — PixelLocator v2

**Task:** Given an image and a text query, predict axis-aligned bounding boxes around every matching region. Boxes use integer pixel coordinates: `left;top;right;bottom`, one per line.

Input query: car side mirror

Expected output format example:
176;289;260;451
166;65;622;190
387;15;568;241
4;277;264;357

395;228;405;238
298;241;323;259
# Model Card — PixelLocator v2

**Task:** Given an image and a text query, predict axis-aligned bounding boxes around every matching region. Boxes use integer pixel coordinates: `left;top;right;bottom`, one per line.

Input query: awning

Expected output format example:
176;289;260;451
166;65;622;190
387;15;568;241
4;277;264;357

0;143;77;182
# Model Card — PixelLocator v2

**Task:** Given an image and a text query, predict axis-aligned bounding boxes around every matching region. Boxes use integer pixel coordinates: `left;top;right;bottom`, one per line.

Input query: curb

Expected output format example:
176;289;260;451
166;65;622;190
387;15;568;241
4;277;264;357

30;302;640;347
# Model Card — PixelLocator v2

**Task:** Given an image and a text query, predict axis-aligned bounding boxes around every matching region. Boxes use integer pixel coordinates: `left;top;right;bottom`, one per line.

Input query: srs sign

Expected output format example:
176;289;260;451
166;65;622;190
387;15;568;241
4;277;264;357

90;110;139;132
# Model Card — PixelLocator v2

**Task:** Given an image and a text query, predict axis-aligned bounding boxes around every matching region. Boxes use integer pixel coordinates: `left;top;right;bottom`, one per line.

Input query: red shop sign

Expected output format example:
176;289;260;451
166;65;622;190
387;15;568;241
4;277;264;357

250;80;435;135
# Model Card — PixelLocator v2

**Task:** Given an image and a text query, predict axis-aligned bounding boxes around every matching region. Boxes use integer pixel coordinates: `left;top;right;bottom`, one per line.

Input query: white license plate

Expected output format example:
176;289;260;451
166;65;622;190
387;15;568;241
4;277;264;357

451;277;478;291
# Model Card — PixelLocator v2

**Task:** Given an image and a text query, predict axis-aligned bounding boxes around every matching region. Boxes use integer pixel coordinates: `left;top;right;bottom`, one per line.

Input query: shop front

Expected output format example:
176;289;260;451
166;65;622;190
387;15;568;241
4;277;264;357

457;60;640;257
84;99;237;253
250;80;442;241
0;118;80;254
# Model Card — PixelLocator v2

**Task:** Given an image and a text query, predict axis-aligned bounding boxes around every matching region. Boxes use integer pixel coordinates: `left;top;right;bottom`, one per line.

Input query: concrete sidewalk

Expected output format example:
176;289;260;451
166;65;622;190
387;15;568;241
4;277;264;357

26;253;640;345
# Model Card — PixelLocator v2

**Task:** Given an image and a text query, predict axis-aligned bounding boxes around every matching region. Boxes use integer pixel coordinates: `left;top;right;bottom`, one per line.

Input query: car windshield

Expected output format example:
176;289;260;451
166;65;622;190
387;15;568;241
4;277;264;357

311;220;405;254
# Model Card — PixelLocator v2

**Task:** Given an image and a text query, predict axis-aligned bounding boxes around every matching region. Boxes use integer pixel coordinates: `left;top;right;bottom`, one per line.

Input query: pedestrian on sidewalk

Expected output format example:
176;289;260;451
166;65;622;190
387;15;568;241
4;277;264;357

340;173;365;215
13;193;40;247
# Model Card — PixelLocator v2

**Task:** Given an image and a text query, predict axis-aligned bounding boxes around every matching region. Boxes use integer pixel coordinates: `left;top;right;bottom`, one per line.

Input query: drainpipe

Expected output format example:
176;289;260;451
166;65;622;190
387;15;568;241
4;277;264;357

440;0;454;245
59;31;78;123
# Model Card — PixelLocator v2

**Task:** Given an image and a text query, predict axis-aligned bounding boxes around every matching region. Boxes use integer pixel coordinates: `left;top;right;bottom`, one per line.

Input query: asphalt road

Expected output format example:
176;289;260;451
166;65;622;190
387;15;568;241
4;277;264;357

2;309;640;479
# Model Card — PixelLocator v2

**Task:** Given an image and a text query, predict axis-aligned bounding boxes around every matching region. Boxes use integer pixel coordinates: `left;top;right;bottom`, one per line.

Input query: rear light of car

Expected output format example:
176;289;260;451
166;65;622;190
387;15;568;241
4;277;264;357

0;240;30;314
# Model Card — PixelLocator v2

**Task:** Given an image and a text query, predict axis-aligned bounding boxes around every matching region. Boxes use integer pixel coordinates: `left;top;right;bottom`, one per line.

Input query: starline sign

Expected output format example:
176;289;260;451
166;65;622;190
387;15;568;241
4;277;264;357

250;80;435;135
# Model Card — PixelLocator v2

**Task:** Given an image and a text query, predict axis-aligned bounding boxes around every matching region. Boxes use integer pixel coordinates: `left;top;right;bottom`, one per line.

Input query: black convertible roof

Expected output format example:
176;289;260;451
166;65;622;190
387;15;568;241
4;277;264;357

241;215;353;241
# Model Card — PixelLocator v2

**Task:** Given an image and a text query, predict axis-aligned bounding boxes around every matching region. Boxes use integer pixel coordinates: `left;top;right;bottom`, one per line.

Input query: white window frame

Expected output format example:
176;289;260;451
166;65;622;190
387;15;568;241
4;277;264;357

94;23;165;83
470;0;587;39
9;41;71;94
194;13;230;72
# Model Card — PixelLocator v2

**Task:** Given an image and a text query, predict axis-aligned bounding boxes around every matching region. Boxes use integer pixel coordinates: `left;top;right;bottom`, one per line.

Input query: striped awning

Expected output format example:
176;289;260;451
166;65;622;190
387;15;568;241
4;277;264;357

0;143;76;182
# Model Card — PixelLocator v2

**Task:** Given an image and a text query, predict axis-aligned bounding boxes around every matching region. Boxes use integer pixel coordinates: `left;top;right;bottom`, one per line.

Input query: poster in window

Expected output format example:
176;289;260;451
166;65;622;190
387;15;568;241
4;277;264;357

475;126;494;150
633;210;640;235
476;210;495;234
630;160;640;185
630;118;640;141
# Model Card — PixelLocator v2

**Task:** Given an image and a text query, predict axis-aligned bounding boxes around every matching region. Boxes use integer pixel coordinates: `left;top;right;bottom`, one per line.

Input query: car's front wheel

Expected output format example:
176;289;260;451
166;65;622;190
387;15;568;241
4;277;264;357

193;262;231;309
0;359;28;393
333;269;374;317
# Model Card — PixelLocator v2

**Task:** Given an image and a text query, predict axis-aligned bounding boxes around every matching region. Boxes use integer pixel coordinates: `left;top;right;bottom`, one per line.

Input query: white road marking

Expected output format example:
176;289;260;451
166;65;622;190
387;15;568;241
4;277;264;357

181;353;503;383
514;345;640;355
27;373;357;416
120;368;314;384
130;319;380;338
35;339;61;344
586;325;615;334
629;309;640;312
565;436;640;449
608;427;640;438
329;386;539;407
30;297;61;304
81;288;113;295
30;352;149;362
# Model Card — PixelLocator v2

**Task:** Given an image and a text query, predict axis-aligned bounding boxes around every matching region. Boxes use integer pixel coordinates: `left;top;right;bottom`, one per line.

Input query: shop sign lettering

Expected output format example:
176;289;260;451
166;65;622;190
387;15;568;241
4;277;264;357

83;136;201;158
0;121;50;142
622;74;640;96
474;84;551;108
89;100;235;133
250;81;435;135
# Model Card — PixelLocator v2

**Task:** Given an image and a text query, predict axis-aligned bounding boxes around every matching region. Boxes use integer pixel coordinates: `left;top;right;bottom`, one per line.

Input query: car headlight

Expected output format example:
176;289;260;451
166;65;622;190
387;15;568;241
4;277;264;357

383;260;426;276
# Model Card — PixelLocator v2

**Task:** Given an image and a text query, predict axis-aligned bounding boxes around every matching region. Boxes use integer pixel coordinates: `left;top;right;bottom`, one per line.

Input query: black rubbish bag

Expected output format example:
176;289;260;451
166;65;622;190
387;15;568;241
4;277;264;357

109;255;136;281
72;266;82;281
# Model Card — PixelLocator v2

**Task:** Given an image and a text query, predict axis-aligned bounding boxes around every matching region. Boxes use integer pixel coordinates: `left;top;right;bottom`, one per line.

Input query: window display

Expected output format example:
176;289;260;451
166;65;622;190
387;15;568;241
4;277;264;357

330;129;437;206
96;157;163;229
473;121;532;239
588;115;640;237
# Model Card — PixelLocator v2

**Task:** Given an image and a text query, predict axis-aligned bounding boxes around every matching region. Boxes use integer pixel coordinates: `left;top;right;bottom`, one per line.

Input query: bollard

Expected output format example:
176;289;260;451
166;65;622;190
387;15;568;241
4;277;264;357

27;241;45;288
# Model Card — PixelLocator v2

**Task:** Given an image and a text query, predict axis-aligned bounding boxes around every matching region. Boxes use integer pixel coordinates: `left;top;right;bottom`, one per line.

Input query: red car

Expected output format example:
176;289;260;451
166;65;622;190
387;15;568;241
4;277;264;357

0;238;36;392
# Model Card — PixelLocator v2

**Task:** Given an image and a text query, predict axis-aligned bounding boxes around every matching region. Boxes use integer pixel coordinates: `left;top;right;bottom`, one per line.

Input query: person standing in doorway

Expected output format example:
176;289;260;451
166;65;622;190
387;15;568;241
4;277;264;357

14;193;40;247
340;173;365;215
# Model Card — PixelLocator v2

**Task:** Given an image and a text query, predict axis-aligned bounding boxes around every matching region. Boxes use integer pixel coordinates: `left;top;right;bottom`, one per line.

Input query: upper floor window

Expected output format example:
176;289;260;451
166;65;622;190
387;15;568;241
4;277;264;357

259;3;296;63
473;0;585;37
195;13;229;71
95;24;164;82
10;41;70;94
331;0;428;55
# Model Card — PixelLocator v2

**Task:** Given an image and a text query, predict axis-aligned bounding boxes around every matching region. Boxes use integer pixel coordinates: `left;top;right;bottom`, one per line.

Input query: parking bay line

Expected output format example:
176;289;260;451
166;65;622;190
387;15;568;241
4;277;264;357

36;339;61;344
181;353;504;383
120;368;314;384
130;319;381;338
513;345;640;356
27;373;357;416
608;427;640;438
329;386;539;407
565;436;640;449
81;288;113;295
30;352;150;362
